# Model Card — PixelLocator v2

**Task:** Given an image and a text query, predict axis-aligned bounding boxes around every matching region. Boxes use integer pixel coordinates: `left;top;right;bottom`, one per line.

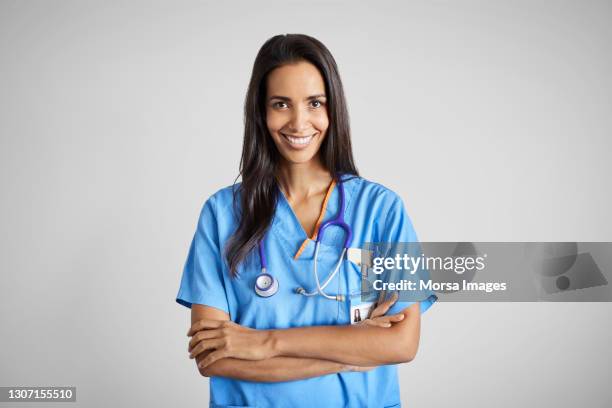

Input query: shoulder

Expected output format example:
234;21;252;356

198;182;242;220
209;182;241;208
343;174;402;207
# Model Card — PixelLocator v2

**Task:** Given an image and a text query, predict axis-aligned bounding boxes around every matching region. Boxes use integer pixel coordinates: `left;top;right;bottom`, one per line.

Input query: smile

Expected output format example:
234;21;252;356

281;133;316;148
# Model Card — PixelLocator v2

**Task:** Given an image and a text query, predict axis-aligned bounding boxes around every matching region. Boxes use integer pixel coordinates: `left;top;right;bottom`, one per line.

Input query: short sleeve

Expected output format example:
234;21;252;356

379;195;437;316
175;196;230;314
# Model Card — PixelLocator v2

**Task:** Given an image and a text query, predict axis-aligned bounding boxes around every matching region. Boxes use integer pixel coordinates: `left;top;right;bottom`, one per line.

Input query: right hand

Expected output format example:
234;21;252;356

358;292;404;328
346;293;404;373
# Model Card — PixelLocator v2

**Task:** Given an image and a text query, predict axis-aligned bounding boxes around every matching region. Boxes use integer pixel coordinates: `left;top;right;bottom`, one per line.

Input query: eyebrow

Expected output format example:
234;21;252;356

268;94;327;102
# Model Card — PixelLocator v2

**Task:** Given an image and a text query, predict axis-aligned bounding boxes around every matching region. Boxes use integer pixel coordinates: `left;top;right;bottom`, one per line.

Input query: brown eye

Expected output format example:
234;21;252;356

272;101;288;109
310;100;324;108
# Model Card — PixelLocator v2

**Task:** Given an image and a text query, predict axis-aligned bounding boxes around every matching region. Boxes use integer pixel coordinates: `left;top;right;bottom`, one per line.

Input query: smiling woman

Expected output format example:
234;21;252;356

176;33;437;408
266;62;329;157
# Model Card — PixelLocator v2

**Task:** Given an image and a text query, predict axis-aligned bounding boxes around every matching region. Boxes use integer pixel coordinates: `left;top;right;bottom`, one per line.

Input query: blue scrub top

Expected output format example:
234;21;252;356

176;174;436;408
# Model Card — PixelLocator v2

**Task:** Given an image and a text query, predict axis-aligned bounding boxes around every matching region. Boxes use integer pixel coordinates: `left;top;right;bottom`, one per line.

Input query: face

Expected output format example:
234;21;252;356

265;60;329;165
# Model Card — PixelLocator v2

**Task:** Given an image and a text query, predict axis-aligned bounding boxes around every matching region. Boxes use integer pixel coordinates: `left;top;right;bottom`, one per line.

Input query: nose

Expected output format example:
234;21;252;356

286;107;310;134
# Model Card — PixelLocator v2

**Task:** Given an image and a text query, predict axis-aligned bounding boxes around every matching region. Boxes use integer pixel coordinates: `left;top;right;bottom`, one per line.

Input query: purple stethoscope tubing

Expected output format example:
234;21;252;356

258;237;268;271
315;178;352;248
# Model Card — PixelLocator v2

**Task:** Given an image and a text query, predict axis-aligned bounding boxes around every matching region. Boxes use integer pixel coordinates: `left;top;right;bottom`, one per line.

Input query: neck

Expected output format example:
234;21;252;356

276;156;333;200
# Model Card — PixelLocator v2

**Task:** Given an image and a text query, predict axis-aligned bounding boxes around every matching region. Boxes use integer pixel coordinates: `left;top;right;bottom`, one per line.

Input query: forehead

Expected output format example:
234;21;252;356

266;61;326;96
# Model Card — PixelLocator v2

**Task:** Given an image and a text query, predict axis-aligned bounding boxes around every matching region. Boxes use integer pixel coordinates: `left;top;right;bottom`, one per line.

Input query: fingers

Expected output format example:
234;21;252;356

369;292;399;319
188;329;223;352
189;338;225;360
370;292;398;318
381;313;405;323
199;349;228;369
373;320;392;328
187;319;231;337
361;319;391;328
361;312;405;328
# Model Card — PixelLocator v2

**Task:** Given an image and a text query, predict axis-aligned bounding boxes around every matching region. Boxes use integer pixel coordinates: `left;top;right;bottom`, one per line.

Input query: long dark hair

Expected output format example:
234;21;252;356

225;34;359;277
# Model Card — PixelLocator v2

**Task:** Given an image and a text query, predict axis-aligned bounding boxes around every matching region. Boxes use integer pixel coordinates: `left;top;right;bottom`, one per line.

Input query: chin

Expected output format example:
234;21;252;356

281;151;320;165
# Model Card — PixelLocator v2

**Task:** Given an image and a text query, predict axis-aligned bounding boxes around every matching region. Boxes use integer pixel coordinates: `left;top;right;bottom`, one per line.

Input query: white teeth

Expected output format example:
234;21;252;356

283;133;315;145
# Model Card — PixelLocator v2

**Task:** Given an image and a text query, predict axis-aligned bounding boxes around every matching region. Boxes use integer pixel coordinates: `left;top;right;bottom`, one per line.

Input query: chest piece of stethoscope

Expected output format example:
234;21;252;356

254;269;279;297
254;241;279;297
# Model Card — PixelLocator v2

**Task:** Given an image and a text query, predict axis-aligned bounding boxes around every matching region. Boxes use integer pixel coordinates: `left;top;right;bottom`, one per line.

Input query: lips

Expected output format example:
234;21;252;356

281;132;316;148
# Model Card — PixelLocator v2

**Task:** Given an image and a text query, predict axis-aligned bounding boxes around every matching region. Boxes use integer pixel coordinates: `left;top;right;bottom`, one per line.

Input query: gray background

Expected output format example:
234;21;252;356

1;0;611;407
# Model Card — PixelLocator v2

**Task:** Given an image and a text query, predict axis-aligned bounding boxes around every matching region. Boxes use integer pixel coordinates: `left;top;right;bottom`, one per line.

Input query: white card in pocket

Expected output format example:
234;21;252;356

349;298;376;324
346;247;373;267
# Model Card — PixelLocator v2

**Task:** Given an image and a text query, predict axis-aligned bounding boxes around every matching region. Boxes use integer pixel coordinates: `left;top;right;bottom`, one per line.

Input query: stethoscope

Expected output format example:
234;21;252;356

254;177;352;302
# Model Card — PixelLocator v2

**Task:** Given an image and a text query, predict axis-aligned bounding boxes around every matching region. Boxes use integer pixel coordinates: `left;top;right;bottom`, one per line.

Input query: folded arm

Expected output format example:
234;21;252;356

196;353;348;382
189;296;421;371
190;305;352;382
270;301;420;366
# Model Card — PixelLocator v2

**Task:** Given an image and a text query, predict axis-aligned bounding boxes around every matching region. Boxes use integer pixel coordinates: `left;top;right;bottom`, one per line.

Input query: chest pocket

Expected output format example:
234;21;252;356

345;253;362;296
345;248;379;317
306;240;377;325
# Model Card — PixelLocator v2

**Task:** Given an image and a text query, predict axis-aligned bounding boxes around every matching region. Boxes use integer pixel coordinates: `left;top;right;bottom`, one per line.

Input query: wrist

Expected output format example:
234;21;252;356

266;329;282;358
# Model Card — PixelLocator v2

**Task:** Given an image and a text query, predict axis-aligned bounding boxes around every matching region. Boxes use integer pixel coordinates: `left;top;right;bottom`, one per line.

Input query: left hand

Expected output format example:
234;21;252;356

358;292;404;328
187;319;275;369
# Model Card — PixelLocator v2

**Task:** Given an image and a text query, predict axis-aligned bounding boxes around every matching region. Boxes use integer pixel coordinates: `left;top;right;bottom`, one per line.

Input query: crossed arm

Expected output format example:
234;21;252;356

186;294;421;383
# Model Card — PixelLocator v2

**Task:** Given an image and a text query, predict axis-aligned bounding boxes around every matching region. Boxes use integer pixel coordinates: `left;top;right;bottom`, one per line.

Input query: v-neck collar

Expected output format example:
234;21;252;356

272;174;360;259
277;178;336;242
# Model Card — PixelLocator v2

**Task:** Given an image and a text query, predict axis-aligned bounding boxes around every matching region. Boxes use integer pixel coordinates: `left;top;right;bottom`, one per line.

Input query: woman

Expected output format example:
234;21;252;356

177;34;436;408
